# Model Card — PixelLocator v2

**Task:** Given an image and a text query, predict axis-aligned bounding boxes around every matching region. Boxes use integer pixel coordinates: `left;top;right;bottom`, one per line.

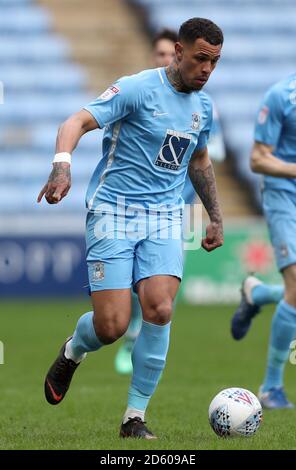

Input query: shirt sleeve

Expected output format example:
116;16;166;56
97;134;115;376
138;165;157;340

195;97;213;151
254;86;284;147
83;75;141;128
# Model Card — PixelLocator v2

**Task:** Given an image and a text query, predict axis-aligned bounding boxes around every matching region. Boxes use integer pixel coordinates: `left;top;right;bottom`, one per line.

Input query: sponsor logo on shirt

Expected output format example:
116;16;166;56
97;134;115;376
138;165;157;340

155;130;191;171
258;105;269;124
99;85;120;101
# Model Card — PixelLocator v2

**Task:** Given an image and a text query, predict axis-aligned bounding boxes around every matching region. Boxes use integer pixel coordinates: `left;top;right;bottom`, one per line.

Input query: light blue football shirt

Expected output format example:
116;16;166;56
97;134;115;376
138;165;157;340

84;67;212;213
254;73;296;193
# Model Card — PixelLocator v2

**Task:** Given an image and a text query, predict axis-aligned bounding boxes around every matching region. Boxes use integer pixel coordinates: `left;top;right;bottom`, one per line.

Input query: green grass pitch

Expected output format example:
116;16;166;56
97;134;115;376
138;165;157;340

0;299;295;450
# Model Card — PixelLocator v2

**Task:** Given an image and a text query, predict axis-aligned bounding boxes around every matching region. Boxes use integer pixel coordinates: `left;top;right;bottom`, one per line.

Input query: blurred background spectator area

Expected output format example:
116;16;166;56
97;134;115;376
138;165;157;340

1;0;292;298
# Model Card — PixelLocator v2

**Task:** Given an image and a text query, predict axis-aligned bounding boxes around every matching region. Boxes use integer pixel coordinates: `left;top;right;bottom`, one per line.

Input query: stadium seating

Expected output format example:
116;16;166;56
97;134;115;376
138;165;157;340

0;37;70;63
131;0;296;207
0;0;101;214
1;65;86;92
0;7;52;34
2;0;296;213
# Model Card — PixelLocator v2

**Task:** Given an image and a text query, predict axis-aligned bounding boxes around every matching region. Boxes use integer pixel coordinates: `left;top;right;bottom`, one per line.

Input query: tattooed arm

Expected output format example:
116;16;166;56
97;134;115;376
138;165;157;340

189;147;223;252
37;109;98;204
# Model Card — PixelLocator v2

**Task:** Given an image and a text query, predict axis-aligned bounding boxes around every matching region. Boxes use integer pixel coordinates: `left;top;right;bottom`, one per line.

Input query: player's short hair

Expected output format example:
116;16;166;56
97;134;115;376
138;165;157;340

152;29;178;47
178;17;223;46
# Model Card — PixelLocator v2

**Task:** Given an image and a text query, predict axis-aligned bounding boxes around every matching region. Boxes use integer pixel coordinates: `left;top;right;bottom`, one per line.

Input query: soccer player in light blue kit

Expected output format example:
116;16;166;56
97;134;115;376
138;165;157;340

115;28;226;375
38;18;224;438
231;74;296;409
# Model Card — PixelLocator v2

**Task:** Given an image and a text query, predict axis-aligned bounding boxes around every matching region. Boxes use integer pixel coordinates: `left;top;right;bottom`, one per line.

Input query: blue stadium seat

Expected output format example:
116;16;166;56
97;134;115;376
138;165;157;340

0;125;102;153
0;94;93;124
0;36;70;63
0;183;88;212
0;8;52;34
148;5;296;35
221;37;296;63
210;65;295;92
1;65;86;92
0;149;101;183
29;125;102;152
0;0;105;216
0;0;32;4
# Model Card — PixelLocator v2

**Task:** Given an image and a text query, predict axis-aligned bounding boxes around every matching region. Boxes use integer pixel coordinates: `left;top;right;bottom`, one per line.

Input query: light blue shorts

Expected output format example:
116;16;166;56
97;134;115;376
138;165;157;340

85;210;184;291
262;188;296;271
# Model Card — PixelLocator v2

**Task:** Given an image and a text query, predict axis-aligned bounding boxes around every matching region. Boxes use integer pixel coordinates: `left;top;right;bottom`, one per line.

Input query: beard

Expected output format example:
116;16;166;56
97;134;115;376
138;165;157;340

166;63;207;93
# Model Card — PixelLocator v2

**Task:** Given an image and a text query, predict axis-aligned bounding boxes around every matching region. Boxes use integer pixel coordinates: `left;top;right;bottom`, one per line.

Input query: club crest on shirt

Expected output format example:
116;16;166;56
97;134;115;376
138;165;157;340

191;112;201;130
93;261;105;281
258;105;269;124
99;85;120;101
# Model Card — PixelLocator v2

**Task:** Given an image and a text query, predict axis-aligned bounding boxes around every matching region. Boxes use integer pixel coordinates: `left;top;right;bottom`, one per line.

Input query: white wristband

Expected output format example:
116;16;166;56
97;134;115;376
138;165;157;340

53;152;71;164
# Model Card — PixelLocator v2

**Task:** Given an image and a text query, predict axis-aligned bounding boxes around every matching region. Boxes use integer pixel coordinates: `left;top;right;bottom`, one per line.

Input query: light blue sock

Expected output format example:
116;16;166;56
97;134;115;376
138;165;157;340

128;320;171;411
125;292;142;342
262;300;296;392
251;284;284;306
70;311;104;358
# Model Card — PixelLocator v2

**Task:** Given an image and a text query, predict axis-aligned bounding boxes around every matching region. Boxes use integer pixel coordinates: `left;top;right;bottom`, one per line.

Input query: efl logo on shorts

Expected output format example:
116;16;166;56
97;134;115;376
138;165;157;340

155;130;191;171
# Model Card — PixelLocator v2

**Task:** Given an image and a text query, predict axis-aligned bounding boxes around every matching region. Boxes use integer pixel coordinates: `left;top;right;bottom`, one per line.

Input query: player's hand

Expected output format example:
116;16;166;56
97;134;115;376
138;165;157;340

37;162;71;204
202;221;223;252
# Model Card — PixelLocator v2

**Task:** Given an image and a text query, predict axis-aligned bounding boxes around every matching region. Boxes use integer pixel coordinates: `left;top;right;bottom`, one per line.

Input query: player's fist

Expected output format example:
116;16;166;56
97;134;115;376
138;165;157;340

202;221;223;252
37;162;71;204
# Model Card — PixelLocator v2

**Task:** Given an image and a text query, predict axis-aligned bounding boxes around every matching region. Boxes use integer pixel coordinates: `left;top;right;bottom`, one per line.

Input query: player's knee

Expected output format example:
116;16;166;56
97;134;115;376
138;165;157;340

144;299;173;325
94;318;127;344
97;325;126;344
